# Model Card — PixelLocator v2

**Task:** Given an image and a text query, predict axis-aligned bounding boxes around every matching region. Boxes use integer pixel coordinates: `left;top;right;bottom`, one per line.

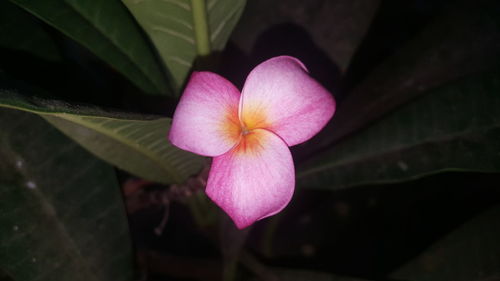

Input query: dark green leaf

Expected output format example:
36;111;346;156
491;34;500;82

0;1;61;61
244;267;371;281
0;88;205;184
297;68;500;189
323;0;500;146
391;206;500;281
231;0;379;72
9;0;169;95
122;0;246;93
0;270;11;281
0;108;134;281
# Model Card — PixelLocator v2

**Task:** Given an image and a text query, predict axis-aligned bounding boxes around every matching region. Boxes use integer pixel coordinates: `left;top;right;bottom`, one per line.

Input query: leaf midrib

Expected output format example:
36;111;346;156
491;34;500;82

2;123;101;281
0;102;181;183
35;187;100;281
0;93;164;120
50;113;182;183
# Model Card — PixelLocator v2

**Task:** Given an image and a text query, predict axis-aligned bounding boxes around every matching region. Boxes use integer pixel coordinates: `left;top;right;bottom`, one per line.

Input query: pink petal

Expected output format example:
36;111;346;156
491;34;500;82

240;56;336;146
206;129;294;229
169;72;241;157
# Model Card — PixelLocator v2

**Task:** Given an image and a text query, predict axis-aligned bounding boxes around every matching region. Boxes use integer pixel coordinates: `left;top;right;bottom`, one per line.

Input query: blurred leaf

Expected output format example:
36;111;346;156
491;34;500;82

322;0;500;146
0;1;60;61
0;108;134;281
219;217;250;281
0;89;204;184
244;267;371;281
0;270;11;281
391;206;500;281
231;0;379;72
122;0;246;93
297;68;500;189
8;0;169;95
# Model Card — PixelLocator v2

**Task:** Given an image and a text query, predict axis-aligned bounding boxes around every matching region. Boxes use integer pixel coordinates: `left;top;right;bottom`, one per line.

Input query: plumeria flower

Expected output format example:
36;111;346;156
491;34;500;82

169;56;335;229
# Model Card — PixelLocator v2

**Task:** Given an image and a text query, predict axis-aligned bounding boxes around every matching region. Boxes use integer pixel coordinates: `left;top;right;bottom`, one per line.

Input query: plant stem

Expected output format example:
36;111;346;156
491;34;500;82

191;0;211;56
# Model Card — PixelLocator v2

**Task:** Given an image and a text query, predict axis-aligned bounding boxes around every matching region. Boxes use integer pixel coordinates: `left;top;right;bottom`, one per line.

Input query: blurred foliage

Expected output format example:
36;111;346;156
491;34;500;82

0;2;61;62
248;172;500;279
0;109;134;281
231;0;379;73
325;0;500;145
298;68;500;189
391;206;500;281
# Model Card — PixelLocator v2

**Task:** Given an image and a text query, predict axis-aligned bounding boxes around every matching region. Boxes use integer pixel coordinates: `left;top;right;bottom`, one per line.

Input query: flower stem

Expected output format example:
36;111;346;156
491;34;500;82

191;0;211;56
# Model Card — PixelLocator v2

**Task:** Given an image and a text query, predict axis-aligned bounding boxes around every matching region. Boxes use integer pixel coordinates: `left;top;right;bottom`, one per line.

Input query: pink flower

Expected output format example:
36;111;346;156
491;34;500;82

169;56;336;229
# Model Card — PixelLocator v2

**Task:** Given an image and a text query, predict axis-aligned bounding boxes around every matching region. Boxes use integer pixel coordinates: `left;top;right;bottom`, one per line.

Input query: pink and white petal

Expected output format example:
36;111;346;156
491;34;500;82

169;72;241;157
240;56;336;146
206;129;294;229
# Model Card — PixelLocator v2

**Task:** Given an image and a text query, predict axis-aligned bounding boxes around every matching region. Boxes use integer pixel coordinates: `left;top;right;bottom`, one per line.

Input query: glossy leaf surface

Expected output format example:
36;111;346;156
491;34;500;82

0;1;61;61
9;0;169;95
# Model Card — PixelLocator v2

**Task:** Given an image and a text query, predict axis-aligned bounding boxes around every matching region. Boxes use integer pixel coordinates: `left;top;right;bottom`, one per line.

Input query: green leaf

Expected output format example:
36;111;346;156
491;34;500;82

297;68;500;190
0;88;205;185
391;206;500;281
0;108;134;281
321;0;500;147
0;1;61;61
122;0;246;93
9;0;169;95
231;0;379;72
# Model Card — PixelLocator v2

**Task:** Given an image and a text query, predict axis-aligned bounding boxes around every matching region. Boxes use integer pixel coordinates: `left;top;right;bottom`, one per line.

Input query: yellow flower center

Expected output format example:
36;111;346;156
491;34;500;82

221;107;269;155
